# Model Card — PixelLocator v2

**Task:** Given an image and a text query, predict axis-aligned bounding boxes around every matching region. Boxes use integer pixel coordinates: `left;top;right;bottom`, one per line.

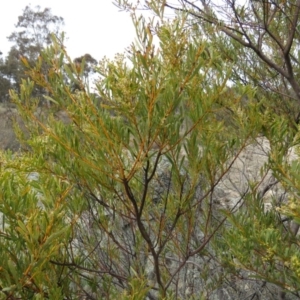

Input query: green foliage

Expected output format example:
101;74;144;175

4;12;261;298
2;1;300;299
0;152;72;299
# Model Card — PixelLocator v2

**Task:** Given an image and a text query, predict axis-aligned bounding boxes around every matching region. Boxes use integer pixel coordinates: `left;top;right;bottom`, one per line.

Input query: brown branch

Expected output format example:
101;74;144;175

122;177;165;294
284;0;300;56
49;259;127;281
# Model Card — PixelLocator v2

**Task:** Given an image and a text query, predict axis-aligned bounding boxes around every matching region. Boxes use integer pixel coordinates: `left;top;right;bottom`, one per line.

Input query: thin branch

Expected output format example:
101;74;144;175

284;0;300;56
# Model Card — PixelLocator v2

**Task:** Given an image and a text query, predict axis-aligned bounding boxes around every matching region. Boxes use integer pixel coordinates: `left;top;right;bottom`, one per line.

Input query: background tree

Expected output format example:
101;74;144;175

0;5;64;102
0;53;12;103
8;5;64;60
71;53;97;91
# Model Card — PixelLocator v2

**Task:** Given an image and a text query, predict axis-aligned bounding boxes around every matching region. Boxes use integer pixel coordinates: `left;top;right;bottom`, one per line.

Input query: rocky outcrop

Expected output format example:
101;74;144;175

215;137;297;210
0;106;23;151
0;105;71;151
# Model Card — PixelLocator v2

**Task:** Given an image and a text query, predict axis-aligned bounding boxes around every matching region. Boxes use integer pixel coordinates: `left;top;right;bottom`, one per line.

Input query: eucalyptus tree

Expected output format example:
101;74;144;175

0;55;11;102
0;5;64;102
69;53;97;91
8;5;64;61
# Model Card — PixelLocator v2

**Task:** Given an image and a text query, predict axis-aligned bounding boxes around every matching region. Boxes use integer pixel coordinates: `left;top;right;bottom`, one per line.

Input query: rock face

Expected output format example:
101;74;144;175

206;137;299;300
0;106;23;151
216;136;297;209
221;137;298;299
216;137;273;209
0;105;71;151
